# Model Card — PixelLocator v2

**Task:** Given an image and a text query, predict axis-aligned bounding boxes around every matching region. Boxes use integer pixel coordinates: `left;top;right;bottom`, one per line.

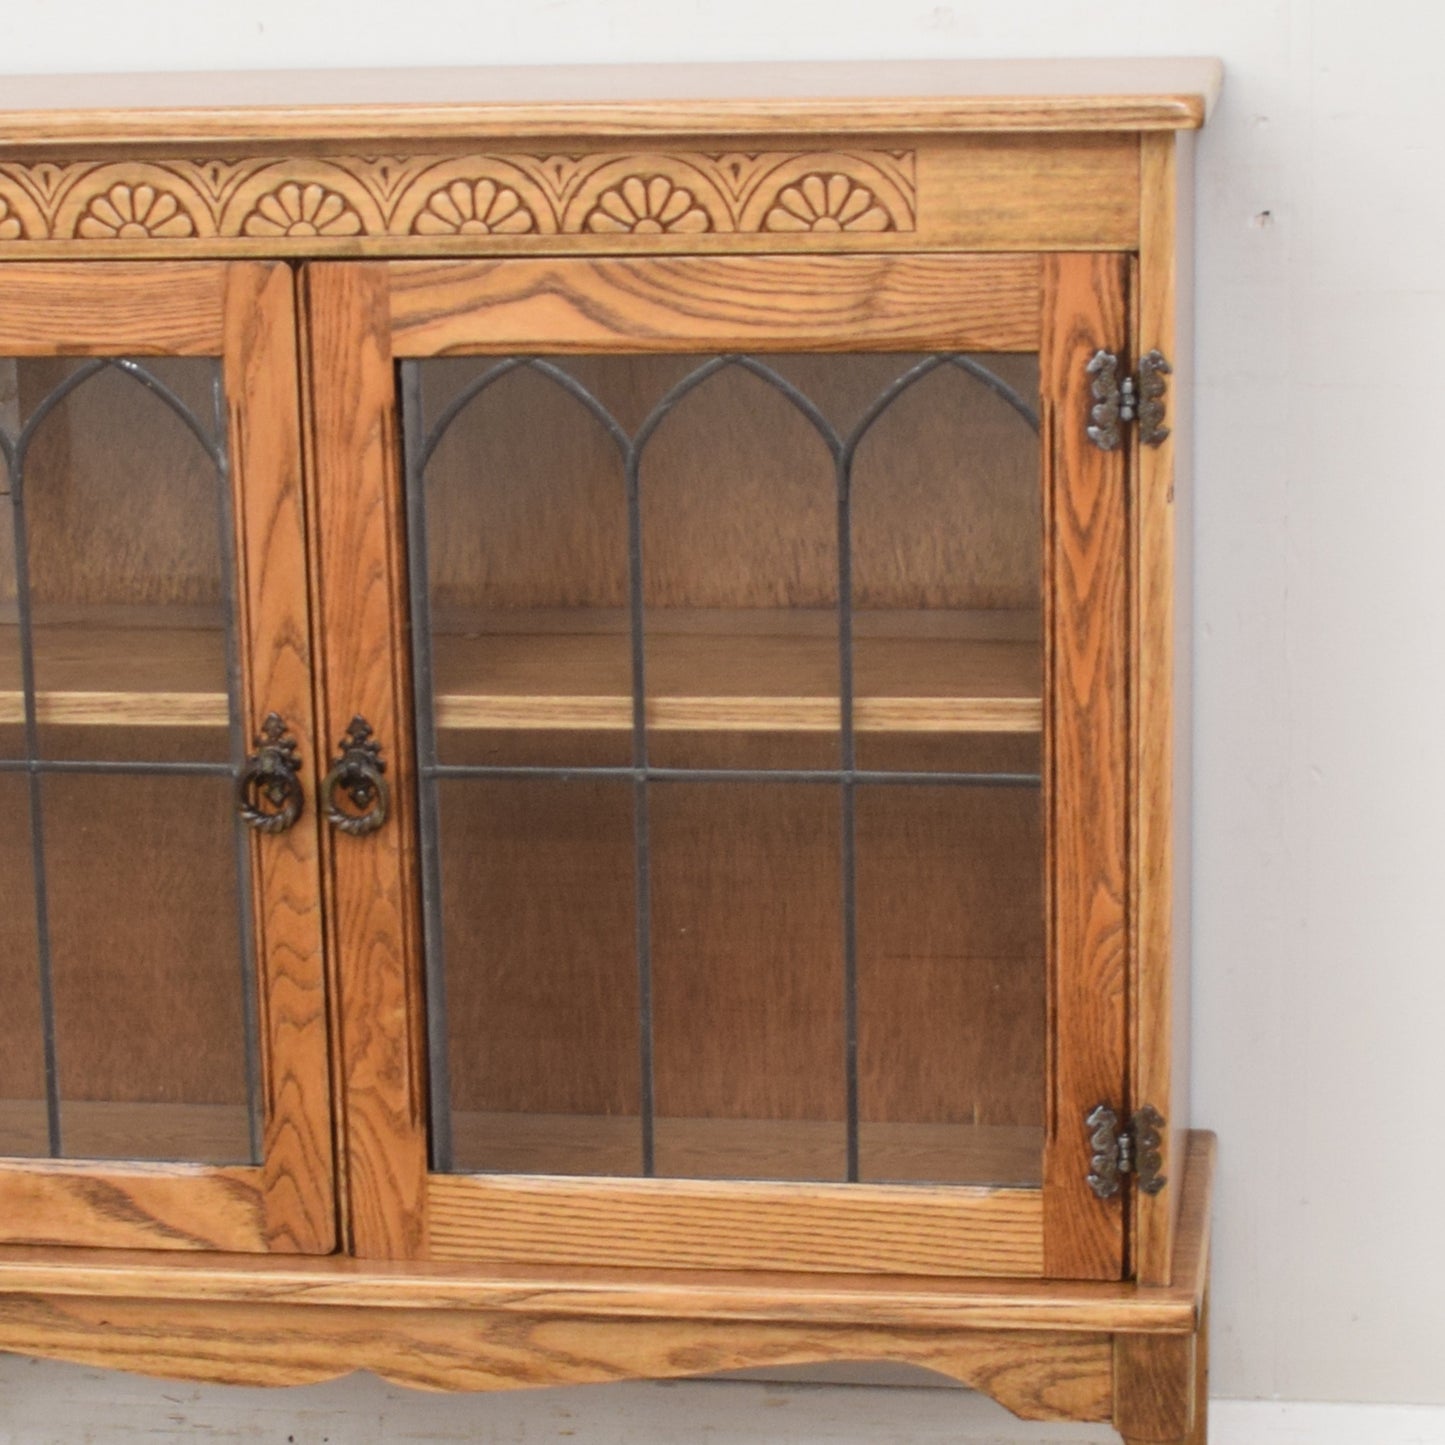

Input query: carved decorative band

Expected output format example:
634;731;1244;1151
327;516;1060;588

0;151;916;245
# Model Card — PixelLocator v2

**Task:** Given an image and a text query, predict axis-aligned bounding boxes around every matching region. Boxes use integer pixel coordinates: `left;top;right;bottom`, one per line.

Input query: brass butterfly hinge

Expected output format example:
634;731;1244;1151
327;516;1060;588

1085;349;1172;451
1085;1103;1168;1199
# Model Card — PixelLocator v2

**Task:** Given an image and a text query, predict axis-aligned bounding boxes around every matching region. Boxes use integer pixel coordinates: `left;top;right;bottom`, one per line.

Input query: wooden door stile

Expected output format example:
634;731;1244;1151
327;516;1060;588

1040;252;1131;1281
301;262;430;1259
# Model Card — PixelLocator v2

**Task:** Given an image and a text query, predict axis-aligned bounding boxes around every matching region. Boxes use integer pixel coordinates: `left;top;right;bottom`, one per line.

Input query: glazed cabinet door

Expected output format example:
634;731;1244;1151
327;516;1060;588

0;264;333;1253
308;253;1128;1280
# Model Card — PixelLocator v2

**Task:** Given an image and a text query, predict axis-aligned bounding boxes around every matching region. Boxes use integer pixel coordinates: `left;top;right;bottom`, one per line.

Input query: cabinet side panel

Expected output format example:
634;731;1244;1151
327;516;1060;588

1040;253;1130;1281
301;262;429;1258
1134;132;1193;1285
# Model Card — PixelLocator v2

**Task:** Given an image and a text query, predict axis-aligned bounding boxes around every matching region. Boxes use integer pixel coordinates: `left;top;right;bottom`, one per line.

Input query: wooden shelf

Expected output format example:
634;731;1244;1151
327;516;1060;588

0;1099;1041;1187
432;608;1041;736
452;1111;1042;1186
0;1100;251;1164
0;610;1041;735
0;622;228;728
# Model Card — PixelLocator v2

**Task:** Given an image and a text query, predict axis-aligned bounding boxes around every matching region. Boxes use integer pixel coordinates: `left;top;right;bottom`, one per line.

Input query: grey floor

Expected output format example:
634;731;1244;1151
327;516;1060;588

0;1358;1121;1443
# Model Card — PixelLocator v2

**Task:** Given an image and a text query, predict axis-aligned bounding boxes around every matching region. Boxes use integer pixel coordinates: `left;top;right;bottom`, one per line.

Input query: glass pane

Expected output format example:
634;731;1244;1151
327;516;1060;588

638;358;839;772
0;356;259;1166
855;784;1044;1186
0;363;21;710
46;765;251;1164
850;354;1041;772
17;359;231;762
412;358;630;770
651;782;844;1181
440;778;640;1177
0;773;45;1156
406;351;1045;1189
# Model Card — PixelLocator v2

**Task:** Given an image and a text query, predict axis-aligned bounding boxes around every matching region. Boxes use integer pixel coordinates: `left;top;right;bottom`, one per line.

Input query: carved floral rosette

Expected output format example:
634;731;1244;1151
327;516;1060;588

0;151;917;248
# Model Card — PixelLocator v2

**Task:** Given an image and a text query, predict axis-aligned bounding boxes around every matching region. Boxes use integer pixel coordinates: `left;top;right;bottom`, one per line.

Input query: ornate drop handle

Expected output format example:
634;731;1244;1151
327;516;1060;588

237;713;304;834
321;715;389;837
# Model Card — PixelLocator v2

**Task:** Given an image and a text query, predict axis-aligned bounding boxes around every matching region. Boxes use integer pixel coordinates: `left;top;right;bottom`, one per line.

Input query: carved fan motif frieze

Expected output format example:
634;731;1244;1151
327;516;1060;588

763;173;894;232
0;150;915;247
584;175;711;234
242;182;364;238
413;180;536;235
76;182;196;239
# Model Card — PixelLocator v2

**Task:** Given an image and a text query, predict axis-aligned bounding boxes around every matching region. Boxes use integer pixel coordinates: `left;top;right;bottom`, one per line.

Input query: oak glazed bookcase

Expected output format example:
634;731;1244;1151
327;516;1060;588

0;59;1218;1443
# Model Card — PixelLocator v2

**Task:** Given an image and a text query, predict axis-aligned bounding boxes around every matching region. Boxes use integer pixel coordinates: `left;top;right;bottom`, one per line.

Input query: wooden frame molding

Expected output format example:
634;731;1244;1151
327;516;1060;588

0;59;1222;148
0;1135;1211;1434
1041;252;1131;1281
426;1175;1044;1277
384;253;1041;354
0;150;918;244
0;138;1143;258
0;261;331;1256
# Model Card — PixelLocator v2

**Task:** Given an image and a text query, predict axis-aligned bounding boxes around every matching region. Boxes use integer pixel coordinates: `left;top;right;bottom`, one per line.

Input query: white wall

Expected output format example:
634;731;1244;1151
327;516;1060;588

4;0;1444;1416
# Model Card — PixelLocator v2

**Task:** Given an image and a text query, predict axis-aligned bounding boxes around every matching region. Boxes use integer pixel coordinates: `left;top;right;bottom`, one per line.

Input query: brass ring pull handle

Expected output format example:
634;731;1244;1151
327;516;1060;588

237;713;304;834
322;715;389;837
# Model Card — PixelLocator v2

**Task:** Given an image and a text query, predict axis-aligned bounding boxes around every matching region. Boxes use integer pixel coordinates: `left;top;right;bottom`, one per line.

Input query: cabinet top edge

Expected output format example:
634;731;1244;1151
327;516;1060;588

0;58;1222;147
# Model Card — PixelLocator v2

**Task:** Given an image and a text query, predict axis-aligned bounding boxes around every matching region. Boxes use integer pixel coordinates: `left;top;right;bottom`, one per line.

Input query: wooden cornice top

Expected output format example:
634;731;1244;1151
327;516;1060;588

0;58;1222;148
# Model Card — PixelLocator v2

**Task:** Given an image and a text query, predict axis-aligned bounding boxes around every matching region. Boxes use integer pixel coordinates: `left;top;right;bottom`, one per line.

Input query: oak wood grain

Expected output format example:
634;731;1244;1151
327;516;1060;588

426;1174;1044;1278
919;135;1139;252
0;262;330;1259
0;1161;264;1252
1112;1138;1212;1442
223;261;335;1254
386;255;1041;355
1114;1329;1199;1443
0;264;225;352
0;1135;1213;1401
0;1132;1210;1329
302;262;429;1258
0;1262;1189;1332
1133;130;1195;1287
0;1294;1110;1413
0;136;1137;260
1039;253;1130;1281
0;59;1221;150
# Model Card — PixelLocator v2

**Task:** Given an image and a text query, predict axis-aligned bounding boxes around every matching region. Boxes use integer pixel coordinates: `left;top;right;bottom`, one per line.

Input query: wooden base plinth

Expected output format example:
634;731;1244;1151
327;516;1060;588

0;1133;1213;1440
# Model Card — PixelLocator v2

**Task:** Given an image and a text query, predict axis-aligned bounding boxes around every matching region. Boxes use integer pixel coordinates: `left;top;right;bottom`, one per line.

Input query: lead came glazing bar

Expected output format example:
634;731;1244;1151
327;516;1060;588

836;451;861;1183
0;758;235;775
425;764;1041;786
402;363;455;1175
627;417;655;1179
4;415;62;1158
212;362;264;1167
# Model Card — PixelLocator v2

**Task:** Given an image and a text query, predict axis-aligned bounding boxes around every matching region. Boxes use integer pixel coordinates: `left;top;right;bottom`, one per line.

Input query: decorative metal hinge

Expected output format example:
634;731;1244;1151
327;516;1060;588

1086;349;1172;451
1085;1103;1168;1199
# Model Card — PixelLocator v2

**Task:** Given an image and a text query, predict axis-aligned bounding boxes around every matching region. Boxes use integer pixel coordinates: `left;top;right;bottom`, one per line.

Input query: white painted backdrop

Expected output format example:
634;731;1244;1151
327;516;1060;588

3;0;1444;1433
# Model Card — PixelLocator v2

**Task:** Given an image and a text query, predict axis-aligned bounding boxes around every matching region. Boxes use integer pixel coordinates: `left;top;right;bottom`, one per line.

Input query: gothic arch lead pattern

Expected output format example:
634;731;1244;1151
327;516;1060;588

404;351;1040;1177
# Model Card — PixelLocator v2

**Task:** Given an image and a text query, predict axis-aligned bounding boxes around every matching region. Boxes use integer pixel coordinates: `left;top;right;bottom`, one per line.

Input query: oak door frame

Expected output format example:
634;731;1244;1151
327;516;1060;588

0;262;334;1253
309;253;1130;1280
